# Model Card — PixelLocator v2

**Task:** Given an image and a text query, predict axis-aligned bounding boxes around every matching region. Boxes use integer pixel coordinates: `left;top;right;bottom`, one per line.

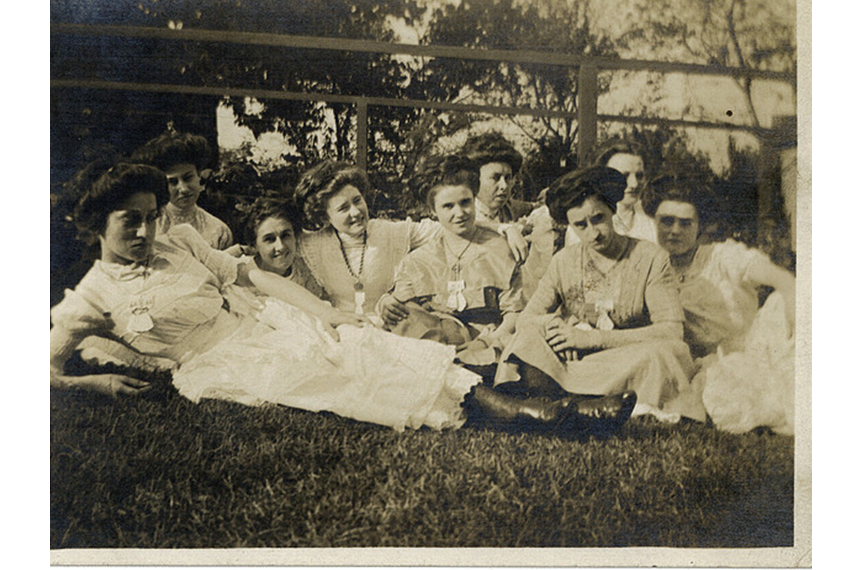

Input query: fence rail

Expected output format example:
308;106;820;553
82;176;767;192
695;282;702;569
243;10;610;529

50;23;796;82
51;22;794;168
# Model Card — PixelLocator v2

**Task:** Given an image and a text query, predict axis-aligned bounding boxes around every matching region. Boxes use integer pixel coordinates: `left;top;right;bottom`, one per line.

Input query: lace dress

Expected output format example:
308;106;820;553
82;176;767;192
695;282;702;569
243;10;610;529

156;202;234;250
679;241;795;434
50;225;480;431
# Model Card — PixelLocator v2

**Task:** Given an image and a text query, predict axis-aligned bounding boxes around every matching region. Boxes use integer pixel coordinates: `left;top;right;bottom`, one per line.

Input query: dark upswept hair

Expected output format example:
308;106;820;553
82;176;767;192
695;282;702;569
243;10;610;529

589;138;646;168
410;154;480;211
546;166;627;225
240;197;303;246
641;173;717;229
461;131;523;173
293;160;371;231
73;162;169;240
131;131;214;172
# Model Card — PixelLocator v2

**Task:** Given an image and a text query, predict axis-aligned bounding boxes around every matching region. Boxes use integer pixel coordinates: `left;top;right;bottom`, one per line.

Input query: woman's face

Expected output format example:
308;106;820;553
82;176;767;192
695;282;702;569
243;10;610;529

254;216;297;276
655;200;699;257
100;192;159;265
606;153;645;208
476;161;514;213
433;184;476;238
325;184;369;238
566;195;620;256
164;163;204;211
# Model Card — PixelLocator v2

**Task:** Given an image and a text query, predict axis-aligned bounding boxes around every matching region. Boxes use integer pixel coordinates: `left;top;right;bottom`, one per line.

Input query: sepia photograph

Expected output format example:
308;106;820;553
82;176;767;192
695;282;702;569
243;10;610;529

47;0;811;566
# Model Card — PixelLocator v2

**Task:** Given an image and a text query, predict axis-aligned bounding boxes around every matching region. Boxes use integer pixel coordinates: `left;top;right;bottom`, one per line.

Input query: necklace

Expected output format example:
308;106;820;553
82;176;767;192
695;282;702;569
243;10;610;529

335;230;367;291
335;230;368;314
443;229;476;312
443;228;477;279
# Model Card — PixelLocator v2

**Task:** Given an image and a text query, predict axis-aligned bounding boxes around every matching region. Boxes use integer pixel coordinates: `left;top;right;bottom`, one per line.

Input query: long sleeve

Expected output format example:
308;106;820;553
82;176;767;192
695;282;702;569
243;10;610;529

643;250;685;324
50;287;111;373
521;252;564;318
406;217;443;251
161;224;246;288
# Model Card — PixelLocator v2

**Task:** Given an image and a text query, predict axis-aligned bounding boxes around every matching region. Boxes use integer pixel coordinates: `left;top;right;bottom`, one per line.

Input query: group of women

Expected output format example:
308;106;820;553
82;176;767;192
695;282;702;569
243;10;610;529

50;130;796;437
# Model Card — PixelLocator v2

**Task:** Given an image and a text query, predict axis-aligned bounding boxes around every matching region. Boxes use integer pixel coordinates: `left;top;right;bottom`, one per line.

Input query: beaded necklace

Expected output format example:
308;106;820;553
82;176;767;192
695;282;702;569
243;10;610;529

335;230;368;314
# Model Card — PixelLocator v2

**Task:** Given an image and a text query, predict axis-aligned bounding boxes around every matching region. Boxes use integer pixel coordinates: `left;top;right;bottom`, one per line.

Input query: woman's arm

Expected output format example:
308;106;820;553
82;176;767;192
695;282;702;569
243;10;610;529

515;255;563;328
50;326;152;397
747;257;796;332
242;266;369;335
486;311;519;347
474;218;529;263
545;320;683;353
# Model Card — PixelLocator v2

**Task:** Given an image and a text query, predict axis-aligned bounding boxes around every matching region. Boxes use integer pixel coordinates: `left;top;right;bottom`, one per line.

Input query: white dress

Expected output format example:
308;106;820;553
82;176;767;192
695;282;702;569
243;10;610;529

156;202;234;250
51;225;480;432
679;241;795;435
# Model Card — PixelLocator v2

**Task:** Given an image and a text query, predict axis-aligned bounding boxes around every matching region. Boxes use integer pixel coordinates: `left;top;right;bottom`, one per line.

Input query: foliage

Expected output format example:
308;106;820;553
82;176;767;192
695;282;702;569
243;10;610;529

607;0;796;127
50;0;797;274
417;0;616;169
51;386;793;549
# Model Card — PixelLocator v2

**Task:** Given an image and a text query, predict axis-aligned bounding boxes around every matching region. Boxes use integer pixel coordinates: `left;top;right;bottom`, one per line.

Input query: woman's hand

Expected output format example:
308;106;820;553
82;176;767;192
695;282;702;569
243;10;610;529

59;374;153;398
328;311;370;328
318;309;371;341
379;294;410;328
502;225;529;263
544;320;601;354
224;244;254;258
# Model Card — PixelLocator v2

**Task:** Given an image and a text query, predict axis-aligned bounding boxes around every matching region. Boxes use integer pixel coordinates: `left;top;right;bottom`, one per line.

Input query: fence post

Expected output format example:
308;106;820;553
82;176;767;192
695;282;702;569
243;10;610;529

578;63;598;164
356;98;368;171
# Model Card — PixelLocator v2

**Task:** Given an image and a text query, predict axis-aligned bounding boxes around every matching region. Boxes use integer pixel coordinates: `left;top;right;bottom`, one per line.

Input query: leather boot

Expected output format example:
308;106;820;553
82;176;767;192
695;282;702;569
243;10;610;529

466;386;637;437
466;385;567;431
561;390;638;437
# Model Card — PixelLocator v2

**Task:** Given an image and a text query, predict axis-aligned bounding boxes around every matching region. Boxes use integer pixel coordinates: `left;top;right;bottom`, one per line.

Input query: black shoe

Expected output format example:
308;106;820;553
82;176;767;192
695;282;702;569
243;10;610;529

466;385;568;432
556;391;637;437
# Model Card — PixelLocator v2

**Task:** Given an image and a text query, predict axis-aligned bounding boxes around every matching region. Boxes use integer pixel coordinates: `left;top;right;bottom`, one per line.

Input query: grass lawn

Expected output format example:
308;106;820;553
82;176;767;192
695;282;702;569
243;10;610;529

50;384;794;549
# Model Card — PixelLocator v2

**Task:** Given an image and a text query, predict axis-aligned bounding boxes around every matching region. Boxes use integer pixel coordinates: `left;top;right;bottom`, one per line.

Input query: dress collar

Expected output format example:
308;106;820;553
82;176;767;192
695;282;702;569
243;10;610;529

164;202;200;224
96;254;169;281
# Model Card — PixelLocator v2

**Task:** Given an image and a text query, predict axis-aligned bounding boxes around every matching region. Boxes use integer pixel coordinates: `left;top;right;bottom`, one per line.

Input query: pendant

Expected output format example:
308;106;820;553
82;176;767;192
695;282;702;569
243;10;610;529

354;290;366;315
354;281;364;292
127;295;155;334
446;280;467;312
595;300;615;331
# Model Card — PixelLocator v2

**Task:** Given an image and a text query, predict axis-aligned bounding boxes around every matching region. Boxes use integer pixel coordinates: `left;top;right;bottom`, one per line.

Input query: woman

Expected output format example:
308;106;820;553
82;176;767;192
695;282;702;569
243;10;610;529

386;155;526;365
293;160;525;328
642;174;796;434
587;139;656;243
238;197;324;298
131;130;234;250
50;162;633;436
495;166;705;423
461;131;534;225
520;139;655;298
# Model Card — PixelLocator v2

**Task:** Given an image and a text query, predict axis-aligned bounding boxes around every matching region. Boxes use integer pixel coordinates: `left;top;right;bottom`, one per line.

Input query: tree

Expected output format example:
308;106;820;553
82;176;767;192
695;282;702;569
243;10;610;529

605;0;796;128
417;0;618;171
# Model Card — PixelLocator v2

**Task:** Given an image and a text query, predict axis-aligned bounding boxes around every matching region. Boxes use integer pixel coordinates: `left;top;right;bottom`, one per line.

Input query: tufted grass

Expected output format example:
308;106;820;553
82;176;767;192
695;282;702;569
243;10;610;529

50;385;793;549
